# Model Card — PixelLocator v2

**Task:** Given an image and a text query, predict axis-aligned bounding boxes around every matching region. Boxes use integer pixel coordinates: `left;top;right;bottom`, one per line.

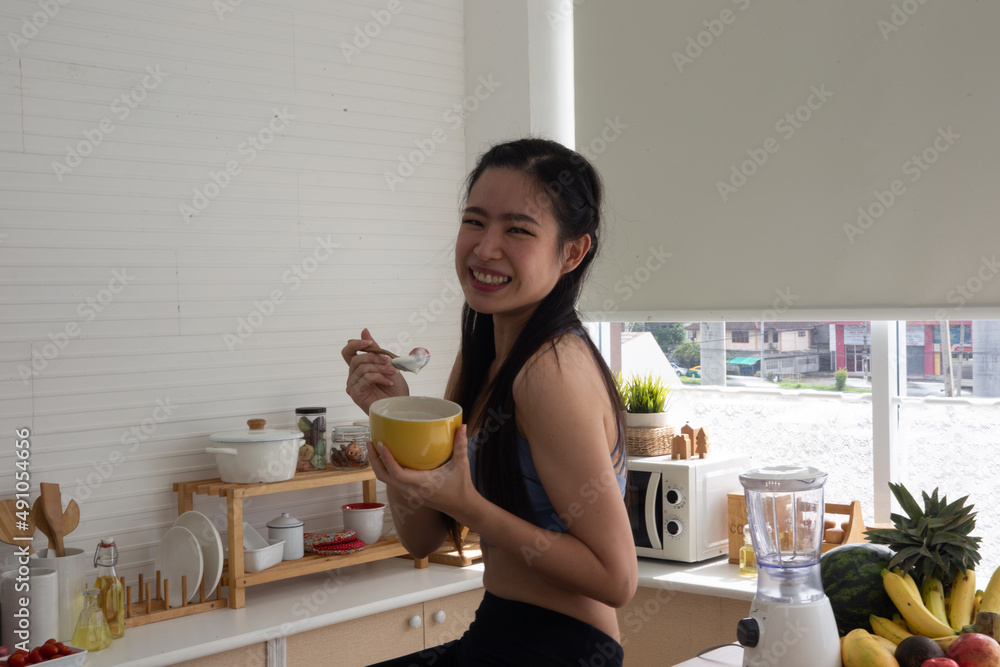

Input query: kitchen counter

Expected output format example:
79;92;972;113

85;559;486;667
85;555;754;666
670;644;744;666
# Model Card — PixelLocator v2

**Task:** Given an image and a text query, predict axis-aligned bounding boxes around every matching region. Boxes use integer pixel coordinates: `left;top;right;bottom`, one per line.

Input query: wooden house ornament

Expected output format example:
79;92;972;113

670;434;692;460
694;427;710;458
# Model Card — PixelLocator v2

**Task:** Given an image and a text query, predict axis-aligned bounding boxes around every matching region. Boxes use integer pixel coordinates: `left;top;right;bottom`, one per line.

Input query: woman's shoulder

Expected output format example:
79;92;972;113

513;332;603;396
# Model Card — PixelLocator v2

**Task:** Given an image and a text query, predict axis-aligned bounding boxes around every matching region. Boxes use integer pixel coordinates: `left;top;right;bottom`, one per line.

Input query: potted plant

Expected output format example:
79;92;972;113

617;371;673;428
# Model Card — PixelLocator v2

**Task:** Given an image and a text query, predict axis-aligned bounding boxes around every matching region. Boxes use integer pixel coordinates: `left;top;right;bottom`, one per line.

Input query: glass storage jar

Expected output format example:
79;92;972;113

294;407;327;471
330;422;370;470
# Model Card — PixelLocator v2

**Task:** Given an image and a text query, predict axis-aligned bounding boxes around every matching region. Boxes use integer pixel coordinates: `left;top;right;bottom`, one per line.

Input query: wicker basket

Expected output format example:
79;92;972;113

625;425;676;457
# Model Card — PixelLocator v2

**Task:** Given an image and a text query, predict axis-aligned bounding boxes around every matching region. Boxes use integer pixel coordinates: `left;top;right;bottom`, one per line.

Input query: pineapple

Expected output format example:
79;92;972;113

865;483;982;584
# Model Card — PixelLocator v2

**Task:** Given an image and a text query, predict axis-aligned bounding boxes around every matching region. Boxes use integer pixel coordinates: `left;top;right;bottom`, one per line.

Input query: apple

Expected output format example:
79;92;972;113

922;659;960;667
948;633;1000;667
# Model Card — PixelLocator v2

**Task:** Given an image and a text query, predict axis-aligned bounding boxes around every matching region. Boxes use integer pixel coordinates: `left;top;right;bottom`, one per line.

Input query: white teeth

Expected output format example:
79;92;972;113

472;270;511;285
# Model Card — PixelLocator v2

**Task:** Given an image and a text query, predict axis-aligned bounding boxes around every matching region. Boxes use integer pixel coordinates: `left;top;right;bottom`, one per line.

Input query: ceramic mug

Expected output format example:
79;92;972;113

341;503;385;545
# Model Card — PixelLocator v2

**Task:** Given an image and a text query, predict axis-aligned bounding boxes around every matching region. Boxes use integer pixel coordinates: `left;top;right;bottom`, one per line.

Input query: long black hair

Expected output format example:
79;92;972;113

448;138;626;526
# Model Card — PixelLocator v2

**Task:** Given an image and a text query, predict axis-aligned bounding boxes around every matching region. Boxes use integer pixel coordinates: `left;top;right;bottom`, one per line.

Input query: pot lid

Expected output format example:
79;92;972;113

210;418;303;444
267;512;304;528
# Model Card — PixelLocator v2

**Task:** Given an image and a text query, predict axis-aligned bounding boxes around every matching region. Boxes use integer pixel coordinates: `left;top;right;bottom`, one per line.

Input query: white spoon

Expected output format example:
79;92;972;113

362;345;431;374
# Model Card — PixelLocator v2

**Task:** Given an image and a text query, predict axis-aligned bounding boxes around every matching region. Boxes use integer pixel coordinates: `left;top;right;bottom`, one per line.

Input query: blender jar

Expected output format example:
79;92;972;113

740;465;827;604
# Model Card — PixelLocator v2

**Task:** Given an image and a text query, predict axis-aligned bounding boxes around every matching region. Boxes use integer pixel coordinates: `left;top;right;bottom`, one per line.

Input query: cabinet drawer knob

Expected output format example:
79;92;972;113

433;610;446;624
409;615;422;629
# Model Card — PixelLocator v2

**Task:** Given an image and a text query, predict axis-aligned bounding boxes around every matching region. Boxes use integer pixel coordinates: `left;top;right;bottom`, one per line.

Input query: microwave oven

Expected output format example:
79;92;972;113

626;453;751;562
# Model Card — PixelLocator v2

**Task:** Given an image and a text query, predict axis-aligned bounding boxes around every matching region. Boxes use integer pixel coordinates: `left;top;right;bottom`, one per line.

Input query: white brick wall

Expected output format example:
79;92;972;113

0;0;466;587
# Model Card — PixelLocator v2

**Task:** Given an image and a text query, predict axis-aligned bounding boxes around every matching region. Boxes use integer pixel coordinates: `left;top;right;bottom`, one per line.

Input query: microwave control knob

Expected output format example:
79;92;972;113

664;488;684;505
736;617;760;647
665;520;683;536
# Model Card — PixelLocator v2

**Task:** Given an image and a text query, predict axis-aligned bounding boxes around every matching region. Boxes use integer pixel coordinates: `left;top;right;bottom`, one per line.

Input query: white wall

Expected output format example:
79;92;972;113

0;0;467;585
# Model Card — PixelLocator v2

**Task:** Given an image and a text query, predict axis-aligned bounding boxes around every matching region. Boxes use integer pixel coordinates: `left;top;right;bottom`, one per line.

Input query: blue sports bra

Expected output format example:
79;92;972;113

468;428;627;534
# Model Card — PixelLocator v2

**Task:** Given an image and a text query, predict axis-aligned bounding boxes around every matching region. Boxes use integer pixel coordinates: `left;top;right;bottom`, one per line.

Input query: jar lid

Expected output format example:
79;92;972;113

266;512;304;528
296;407;327;415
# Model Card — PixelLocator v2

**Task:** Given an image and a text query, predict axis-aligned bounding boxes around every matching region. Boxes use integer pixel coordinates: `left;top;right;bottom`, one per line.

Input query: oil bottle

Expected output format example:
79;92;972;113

93;537;126;638
71;588;113;651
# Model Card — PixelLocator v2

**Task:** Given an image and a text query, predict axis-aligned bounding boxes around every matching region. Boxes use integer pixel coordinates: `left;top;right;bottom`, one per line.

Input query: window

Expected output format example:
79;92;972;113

798;331;806;337
732;331;749;344
600;319;1000;577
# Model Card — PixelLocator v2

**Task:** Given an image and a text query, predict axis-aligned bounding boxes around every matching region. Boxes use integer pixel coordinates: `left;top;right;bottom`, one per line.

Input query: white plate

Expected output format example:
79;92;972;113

155;525;204;607
173;510;224;598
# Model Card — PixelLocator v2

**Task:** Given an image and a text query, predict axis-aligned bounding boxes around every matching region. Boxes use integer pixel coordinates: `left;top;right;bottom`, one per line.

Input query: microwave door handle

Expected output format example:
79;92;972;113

646;473;662;550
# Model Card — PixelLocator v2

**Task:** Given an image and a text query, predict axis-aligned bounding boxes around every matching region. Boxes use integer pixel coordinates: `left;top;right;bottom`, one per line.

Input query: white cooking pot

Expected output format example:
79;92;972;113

207;418;303;483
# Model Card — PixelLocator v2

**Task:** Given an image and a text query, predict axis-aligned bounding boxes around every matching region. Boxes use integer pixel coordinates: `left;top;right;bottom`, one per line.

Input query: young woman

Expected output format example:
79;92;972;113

341;138;637;666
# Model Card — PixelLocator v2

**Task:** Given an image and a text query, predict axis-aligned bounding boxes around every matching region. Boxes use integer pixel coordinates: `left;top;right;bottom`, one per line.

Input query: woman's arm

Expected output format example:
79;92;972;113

370;337;638;608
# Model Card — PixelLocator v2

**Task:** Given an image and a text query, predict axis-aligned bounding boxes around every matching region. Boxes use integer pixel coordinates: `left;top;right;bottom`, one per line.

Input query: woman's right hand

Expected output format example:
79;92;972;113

341;328;409;413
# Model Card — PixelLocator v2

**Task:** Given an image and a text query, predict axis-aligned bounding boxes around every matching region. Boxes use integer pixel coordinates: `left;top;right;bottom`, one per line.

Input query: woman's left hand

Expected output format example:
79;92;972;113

367;425;476;519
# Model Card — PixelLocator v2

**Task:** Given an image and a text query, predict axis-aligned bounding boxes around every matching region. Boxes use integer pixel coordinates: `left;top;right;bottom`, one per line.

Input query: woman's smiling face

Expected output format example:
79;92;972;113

456;168;587;321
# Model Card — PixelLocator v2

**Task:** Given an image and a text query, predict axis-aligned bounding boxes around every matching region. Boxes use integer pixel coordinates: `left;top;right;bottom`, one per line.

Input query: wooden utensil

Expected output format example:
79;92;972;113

39;483;66;557
33;495;80;551
0;498;35;554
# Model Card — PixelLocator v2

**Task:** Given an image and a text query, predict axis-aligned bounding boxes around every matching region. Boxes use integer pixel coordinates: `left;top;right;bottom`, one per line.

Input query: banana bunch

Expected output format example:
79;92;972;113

878;565;1000;642
841;628;899;667
881;569;957;638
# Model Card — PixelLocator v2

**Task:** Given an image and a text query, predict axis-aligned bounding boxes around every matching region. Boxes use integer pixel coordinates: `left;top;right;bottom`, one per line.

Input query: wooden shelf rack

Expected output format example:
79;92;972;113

174;467;427;609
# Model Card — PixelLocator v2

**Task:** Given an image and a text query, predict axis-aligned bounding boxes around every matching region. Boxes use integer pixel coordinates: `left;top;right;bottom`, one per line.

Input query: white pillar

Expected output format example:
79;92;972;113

463;0;574;171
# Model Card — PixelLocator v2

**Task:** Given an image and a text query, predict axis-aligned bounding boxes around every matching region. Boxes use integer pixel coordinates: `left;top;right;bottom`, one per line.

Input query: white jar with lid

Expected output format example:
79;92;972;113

266;512;304;561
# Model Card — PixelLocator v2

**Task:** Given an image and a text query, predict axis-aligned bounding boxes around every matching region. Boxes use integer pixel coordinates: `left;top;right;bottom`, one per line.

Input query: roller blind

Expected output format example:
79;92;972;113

574;1;1000;322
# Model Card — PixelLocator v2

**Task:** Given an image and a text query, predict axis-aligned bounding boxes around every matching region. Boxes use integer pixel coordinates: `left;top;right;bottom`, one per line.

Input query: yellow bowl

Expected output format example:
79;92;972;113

369;397;463;470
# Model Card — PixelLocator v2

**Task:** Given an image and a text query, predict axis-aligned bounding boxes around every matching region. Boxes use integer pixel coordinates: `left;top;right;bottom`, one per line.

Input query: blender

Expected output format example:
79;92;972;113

735;465;841;667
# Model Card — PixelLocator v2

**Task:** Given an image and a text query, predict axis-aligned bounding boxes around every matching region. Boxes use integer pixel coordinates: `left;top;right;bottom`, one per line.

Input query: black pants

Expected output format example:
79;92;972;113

368;591;624;667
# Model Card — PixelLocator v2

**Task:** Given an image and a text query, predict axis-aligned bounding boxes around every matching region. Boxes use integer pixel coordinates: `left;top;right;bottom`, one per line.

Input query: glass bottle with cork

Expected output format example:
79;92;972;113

93;537;126;638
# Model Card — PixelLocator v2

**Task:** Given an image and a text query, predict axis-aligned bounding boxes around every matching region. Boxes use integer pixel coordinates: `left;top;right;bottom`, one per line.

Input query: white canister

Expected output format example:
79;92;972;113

1;567;59;649
266;513;304;561
31;548;87;642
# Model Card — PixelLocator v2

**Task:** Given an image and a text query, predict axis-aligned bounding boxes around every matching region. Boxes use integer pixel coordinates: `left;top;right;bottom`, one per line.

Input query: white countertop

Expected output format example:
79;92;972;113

636;556;757;602
671;644;744;666
85;555;755;666
85;558;485;667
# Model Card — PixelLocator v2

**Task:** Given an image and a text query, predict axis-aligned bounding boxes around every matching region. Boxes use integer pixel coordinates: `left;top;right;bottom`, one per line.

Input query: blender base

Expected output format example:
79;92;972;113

739;596;841;667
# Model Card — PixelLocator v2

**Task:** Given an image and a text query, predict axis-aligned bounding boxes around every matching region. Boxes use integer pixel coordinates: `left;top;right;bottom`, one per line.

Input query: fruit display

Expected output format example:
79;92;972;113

823;543;901;635
830;483;1000;667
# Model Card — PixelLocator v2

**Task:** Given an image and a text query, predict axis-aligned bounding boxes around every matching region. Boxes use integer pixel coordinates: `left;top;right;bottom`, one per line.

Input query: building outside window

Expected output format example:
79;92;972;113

604;319;1000;576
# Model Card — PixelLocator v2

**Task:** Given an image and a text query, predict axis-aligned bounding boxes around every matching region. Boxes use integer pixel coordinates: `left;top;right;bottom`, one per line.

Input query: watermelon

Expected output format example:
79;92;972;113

820;542;898;636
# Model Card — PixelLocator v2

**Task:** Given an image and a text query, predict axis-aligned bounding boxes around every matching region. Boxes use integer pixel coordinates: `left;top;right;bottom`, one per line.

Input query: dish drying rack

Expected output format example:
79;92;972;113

173;466;428;609
119;571;226;627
